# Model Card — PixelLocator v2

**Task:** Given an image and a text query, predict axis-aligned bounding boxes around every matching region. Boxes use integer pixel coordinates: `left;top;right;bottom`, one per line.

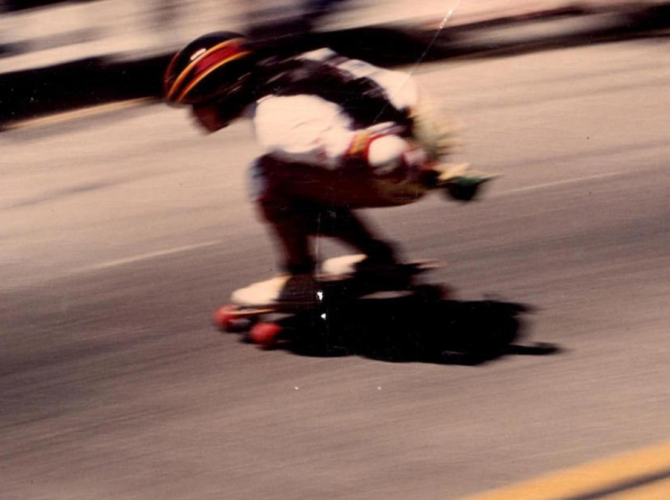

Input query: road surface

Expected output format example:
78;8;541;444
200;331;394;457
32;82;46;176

1;39;670;499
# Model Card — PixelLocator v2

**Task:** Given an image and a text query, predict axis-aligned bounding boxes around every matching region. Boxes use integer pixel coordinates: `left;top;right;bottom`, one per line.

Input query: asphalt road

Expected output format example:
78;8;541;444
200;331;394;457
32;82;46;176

2;40;670;499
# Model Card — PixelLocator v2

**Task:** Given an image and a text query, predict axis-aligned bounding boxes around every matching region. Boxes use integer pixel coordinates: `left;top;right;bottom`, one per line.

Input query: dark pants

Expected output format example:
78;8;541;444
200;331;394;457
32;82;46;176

251;156;397;274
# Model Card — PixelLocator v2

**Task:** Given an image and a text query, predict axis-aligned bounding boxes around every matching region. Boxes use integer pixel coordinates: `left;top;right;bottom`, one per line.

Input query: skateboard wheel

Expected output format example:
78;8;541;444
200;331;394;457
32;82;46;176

212;305;248;333
249;322;282;349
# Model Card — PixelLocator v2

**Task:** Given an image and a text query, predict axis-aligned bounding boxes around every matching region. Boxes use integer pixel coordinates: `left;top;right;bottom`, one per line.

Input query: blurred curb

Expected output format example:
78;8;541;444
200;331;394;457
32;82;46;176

320;2;670;66
0;55;171;129
1;2;668;129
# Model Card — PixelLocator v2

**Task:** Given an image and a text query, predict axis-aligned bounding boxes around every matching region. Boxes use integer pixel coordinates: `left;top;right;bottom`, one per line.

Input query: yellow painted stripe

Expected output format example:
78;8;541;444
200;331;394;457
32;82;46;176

605;478;670;500
4;98;151;130
165;38;243;101
460;440;670;500
174;50;250;103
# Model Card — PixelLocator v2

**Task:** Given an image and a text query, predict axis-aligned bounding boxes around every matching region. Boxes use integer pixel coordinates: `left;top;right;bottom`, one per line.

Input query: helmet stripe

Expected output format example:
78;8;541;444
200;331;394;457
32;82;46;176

190;46;244;80
164;53;181;96
166;38;246;102
174;51;251;103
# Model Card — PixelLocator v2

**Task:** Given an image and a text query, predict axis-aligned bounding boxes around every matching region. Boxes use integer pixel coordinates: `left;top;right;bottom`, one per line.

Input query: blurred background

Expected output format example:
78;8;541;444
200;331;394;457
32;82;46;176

0;0;458;70
0;0;657;69
1;0;667;124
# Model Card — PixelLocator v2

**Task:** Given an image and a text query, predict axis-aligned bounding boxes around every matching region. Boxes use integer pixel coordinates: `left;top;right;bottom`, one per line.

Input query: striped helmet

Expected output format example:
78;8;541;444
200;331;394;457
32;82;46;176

164;32;254;105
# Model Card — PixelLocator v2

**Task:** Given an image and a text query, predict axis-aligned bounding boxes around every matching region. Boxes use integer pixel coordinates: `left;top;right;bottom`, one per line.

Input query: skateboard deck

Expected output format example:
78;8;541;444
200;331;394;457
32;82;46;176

212;255;443;347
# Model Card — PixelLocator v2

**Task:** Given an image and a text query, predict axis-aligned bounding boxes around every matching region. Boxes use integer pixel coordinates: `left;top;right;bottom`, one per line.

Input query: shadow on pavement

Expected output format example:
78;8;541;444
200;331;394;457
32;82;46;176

245;286;560;366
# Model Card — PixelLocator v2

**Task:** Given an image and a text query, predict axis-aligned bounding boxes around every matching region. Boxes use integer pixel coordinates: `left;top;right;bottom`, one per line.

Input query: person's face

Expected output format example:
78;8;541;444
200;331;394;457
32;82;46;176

191;103;235;133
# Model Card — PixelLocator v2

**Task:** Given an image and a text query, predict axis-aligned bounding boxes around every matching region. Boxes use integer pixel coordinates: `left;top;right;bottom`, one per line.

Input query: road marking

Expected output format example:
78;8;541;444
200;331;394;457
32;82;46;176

459;440;670;500
78;173;623;273
496;172;622;197
603;477;670;500
4;98;152;131
82;173;624;272
84;240;221;271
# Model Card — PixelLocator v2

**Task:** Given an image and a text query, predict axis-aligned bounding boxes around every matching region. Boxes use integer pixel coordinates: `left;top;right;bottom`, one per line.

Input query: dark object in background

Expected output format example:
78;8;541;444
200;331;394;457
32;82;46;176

5;0;97;12
0;55;170;126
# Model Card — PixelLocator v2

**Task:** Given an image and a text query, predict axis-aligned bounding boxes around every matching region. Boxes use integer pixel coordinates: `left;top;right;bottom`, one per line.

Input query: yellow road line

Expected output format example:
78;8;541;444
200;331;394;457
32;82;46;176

4;98;153;131
460;440;670;500
605;477;670;500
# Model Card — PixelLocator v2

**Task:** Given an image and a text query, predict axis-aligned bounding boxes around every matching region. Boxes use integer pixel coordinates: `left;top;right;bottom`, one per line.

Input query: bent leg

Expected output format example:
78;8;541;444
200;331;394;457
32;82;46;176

250;155;401;274
250;156;318;274
258;195;318;275
318;207;399;264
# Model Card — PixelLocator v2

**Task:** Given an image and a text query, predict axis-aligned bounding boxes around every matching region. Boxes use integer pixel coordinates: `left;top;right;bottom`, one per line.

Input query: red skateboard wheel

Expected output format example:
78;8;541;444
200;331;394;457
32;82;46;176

249;322;282;349
212;304;243;332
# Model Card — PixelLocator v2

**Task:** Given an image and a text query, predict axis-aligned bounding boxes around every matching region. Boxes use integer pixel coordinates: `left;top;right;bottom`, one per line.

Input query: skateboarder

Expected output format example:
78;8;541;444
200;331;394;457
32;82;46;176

164;32;490;304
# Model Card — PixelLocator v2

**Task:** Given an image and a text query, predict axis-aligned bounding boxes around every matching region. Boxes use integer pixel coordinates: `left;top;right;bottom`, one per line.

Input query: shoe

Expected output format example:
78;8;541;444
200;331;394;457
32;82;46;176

231;275;291;306
277;274;321;306
320;253;403;278
354;254;401;275
231;274;320;307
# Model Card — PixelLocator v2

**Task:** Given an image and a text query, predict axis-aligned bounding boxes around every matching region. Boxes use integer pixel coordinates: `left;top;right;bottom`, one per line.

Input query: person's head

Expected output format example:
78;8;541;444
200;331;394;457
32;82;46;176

164;32;257;132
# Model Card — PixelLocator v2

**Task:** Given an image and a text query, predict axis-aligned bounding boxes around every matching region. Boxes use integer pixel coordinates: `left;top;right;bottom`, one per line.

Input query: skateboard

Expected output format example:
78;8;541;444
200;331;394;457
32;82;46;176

212;255;445;348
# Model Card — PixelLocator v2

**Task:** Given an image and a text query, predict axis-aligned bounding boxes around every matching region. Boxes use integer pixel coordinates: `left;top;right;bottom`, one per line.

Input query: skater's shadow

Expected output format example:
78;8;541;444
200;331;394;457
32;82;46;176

272;286;560;365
